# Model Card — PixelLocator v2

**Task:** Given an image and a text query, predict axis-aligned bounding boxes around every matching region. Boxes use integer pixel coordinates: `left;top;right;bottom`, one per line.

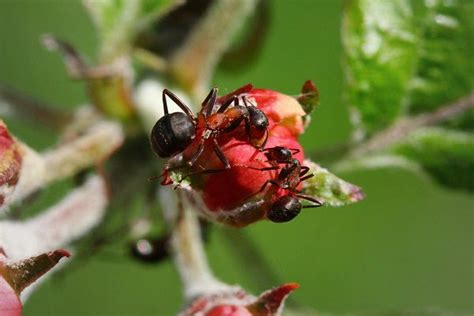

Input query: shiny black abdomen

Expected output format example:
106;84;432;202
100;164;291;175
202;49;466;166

150;112;196;157
267;195;302;223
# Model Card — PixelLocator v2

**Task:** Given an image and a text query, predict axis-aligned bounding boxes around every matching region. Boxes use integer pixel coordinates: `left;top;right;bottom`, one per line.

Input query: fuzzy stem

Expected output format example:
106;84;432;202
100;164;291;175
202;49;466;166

160;188;231;301
351;92;474;157
0;175;107;261
0;84;71;130
1;118;123;211
168;0;257;99
328;92;474;174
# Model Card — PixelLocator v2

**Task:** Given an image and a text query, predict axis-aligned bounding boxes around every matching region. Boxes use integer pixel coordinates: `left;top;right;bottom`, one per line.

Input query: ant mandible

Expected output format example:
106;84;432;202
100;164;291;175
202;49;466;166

255;146;323;223
150;85;269;171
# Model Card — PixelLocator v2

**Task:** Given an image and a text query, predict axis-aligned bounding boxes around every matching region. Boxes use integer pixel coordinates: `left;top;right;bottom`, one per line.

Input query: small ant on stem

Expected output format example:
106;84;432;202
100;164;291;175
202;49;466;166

252;146;323;223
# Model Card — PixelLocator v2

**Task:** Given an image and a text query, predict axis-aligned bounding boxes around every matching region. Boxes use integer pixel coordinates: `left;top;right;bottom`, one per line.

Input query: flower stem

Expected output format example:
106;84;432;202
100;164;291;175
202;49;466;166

160;188;231;300
1;117;123;211
168;0;257;99
351;92;474;157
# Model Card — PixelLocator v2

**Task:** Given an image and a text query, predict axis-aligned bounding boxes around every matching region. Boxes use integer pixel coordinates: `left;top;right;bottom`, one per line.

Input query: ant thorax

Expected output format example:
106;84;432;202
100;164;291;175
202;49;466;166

202;129;213;139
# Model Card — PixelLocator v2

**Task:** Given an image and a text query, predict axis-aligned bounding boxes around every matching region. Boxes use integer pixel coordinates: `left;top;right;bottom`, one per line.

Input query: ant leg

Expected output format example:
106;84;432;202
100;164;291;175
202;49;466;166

213;138;230;169
299;166;311;177
257;180;280;194
213;138;231;169
178;141;231;179
295;193;323;207
217;95;238;113
203;88;218;117
247;166;279;171
290;148;300;155
162;89;195;118
299;174;314;182
256;180;271;194
187;137;206;167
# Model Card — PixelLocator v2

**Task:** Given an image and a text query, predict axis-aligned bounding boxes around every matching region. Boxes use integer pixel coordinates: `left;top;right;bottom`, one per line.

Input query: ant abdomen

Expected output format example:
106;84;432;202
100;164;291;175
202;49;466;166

151;112;196;158
267;195;302;223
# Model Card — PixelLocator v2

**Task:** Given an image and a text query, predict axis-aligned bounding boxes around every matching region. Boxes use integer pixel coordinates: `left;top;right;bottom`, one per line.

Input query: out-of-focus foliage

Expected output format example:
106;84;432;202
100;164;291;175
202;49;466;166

0;0;472;315
389;128;474;191
342;0;417;136
408;0;474;115
342;0;474;192
83;0;179;61
343;0;473;137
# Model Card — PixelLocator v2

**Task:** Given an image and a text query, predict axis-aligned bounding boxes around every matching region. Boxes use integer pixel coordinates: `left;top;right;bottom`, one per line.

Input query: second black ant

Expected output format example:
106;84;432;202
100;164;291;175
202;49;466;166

253;146;323;223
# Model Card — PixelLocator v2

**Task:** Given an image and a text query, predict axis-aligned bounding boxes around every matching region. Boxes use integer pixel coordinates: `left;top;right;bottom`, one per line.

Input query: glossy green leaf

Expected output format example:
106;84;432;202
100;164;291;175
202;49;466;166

342;0;417;137
390;127;474;191
408;0;474;115
343;0;474;138
303;160;364;207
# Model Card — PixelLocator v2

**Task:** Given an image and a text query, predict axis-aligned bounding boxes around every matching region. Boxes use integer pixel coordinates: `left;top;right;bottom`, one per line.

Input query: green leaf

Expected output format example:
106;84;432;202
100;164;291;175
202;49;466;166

302;160;364;207
297;80;320;116
83;0;179;62
408;0;474;115
342;0;474;138
342;0;418;136
390;127;474;191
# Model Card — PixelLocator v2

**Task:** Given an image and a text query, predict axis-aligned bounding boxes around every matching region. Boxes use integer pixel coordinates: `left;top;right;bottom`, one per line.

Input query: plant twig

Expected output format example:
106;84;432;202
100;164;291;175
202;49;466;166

0;84;71;130
0;175;107;261
352;92;474;157
168;0;257;99
1;119;123;211
160;188;232;301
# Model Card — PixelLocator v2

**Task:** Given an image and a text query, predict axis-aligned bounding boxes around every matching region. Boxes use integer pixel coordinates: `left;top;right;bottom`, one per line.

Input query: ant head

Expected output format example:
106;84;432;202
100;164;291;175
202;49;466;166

247;106;269;132
267;195;302;223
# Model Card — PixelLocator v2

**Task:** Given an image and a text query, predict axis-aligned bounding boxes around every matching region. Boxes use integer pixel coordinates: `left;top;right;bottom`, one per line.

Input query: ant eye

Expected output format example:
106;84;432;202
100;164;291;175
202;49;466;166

267;196;302;223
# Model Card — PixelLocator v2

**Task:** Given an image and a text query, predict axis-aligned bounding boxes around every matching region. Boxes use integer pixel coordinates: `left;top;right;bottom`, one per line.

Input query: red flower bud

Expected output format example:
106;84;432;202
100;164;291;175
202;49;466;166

206;305;252;316
0;249;69;315
183;283;299;316
0;121;22;208
0;276;21;316
167;83;315;227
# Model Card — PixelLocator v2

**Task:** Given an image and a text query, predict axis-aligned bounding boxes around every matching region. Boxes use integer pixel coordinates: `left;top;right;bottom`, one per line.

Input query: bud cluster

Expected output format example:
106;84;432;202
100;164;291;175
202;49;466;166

151;82;322;227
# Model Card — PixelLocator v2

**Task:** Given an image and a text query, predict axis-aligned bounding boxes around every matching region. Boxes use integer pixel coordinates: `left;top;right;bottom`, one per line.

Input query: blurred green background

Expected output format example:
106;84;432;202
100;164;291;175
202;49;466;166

0;0;472;315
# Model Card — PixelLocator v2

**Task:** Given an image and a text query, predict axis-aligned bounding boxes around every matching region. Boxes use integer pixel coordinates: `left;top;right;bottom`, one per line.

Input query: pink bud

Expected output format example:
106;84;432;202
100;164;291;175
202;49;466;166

0;121;22;207
0;249;70;315
182;283;299;316
0;277;21;316
206;305;252;316
174;83;312;226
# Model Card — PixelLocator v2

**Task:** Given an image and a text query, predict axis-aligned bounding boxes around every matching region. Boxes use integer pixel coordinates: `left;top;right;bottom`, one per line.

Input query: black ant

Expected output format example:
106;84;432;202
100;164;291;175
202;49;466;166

255;146;323;223
150;85;269;172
